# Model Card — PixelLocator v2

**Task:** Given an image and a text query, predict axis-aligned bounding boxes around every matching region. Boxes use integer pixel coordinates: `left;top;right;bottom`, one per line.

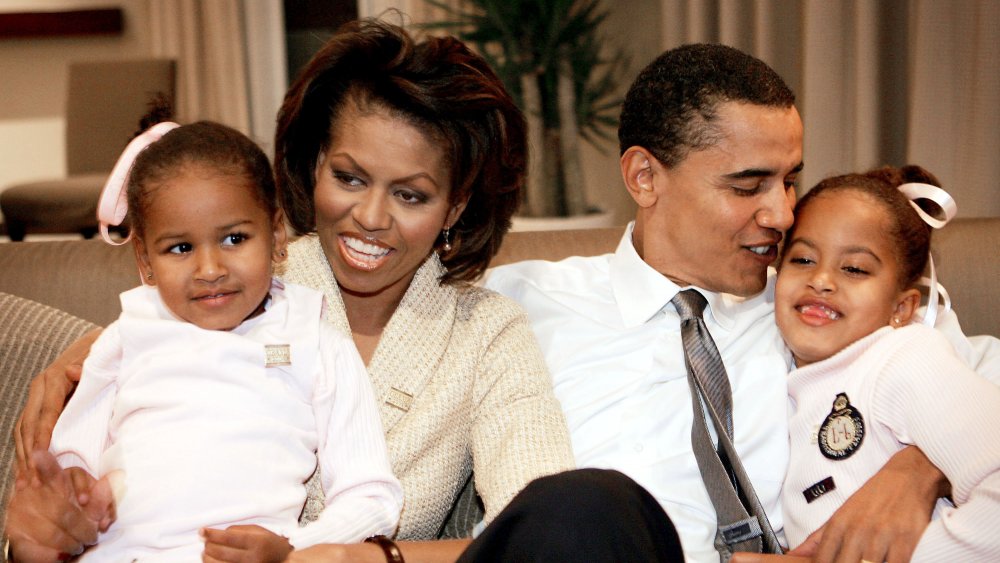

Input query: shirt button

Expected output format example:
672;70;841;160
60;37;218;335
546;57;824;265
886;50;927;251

634;443;644;453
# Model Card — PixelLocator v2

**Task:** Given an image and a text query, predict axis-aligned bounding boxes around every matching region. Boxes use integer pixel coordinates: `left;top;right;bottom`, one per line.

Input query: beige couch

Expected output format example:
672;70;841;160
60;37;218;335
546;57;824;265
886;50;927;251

1;220;998;538
4;220;998;333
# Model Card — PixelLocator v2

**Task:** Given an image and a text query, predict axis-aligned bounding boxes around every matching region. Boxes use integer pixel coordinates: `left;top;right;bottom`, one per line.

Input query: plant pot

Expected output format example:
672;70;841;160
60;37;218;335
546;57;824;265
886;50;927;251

510;208;616;232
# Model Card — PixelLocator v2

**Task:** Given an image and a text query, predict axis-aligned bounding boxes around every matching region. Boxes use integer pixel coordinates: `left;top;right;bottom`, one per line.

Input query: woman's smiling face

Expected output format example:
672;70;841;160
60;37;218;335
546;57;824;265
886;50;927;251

313;101;463;301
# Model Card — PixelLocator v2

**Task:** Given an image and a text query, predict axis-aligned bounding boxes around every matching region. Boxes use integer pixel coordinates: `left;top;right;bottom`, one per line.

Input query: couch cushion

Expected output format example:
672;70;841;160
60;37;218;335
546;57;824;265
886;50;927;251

491;227;623;267
0;238;137;327
0;292;97;538
932;217;1000;337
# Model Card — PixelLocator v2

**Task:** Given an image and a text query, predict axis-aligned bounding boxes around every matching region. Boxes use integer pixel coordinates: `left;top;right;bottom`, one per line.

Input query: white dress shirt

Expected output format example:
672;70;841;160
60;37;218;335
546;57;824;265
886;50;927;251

486;224;792;563
51;281;402;561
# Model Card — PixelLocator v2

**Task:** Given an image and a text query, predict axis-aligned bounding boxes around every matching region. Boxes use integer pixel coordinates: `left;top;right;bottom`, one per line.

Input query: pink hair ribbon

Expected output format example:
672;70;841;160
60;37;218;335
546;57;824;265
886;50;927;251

898;182;958;327
97;121;180;245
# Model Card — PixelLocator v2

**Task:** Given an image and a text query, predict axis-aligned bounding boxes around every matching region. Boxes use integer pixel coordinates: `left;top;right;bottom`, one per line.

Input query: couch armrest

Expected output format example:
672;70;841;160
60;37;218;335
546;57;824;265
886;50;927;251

0;292;97;539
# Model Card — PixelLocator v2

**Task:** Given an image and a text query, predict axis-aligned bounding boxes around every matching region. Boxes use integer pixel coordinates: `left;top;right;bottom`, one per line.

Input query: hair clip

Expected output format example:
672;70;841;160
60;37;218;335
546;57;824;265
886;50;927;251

897;182;958;327
97;121;180;245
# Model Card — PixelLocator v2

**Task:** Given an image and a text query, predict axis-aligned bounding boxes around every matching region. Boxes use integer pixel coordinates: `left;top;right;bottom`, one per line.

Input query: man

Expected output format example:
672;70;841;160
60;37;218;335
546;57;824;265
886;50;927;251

486;43;986;562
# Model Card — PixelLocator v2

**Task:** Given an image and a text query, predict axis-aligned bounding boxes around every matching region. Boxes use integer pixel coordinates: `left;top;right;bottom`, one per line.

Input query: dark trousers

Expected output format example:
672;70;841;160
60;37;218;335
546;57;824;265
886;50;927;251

458;468;685;562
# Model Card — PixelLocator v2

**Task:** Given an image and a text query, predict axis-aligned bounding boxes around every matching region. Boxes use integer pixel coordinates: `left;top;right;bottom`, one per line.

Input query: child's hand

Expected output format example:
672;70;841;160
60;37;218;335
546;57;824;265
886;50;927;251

201;525;293;563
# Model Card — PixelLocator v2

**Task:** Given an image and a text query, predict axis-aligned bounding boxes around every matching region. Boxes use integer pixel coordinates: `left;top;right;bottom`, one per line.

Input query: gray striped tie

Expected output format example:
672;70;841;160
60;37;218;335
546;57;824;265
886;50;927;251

672;289;734;442
672;289;780;558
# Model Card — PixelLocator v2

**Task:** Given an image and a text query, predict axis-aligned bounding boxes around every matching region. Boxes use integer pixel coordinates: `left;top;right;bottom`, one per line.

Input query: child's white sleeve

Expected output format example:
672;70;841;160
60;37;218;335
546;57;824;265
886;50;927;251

286;323;403;548
49;322;123;476
932;306;1000;385
873;327;1000;562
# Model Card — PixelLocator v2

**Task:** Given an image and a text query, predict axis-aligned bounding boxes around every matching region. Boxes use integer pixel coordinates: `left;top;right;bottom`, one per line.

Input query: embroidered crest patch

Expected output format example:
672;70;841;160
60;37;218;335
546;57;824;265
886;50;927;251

818;393;864;460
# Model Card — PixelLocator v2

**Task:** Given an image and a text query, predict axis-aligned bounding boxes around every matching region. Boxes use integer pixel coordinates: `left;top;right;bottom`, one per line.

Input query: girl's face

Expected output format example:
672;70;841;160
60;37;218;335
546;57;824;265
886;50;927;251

775;190;920;367
134;163;287;331
312;104;465;301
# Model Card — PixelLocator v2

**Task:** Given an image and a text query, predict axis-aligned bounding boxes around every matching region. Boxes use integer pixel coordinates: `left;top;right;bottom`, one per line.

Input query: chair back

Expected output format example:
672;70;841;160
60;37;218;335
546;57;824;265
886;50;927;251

65;58;176;175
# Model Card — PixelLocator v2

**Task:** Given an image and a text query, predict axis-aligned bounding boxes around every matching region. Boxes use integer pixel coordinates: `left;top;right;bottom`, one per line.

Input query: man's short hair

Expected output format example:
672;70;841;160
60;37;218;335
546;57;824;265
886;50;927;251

618;43;795;166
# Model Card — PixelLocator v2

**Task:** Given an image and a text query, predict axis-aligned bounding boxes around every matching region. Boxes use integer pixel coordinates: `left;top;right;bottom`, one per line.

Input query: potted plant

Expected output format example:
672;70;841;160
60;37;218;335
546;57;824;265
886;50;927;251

424;0;626;224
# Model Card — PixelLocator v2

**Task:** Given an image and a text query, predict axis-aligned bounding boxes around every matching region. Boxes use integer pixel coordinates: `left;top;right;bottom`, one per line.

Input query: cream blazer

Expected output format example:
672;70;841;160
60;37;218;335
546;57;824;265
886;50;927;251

281;235;574;539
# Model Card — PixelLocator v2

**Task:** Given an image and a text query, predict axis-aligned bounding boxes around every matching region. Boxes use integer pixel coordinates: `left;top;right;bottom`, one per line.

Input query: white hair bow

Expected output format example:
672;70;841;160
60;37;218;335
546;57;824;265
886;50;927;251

897;182;958;327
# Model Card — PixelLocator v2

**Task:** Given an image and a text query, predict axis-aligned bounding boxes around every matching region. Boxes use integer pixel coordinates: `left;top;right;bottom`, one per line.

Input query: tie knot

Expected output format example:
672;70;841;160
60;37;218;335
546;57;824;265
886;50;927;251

671;289;708;321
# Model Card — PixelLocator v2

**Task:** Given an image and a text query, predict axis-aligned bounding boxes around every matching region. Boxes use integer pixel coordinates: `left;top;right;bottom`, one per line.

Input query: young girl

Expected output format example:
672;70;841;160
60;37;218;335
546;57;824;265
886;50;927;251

775;165;1000;561
48;119;402;561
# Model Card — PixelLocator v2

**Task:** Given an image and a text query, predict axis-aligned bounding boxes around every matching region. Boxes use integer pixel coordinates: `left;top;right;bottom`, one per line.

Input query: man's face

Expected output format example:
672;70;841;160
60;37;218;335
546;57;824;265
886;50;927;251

636;102;803;296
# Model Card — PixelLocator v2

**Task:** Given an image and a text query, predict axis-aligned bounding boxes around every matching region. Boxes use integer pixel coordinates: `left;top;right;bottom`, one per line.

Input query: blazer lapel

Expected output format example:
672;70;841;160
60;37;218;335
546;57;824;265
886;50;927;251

367;255;457;432
281;237;457;433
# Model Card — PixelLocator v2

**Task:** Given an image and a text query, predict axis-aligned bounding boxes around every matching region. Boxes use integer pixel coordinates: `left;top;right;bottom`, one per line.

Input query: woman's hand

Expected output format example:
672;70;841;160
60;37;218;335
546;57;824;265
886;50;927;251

284;543;384;563
14;328;101;474
6;450;113;563
789;446;943;563
201;525;293;563
284;540;470;563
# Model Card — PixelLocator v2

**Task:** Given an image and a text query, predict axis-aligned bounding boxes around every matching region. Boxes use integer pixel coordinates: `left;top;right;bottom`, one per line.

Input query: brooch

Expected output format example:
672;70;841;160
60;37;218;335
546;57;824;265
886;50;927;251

818;393;865;460
265;344;291;367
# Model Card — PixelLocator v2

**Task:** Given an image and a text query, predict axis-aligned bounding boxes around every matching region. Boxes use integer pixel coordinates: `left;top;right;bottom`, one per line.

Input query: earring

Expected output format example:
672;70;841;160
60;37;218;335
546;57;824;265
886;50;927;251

146;272;153;280
892;317;900;326
442;226;452;252
279;250;286;258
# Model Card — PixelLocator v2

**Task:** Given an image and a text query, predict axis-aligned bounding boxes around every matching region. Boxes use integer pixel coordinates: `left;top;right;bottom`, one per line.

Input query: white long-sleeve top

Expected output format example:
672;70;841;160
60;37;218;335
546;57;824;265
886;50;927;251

50;281;402;562
784;324;1000;561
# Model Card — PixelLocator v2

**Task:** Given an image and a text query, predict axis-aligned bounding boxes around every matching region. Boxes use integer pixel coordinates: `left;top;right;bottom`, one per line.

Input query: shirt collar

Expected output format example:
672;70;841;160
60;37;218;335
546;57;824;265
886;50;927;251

610;222;738;330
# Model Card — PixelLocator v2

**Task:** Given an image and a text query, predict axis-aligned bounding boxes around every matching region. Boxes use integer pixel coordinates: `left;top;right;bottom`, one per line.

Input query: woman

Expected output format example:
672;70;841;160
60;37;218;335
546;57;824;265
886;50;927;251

7;19;574;562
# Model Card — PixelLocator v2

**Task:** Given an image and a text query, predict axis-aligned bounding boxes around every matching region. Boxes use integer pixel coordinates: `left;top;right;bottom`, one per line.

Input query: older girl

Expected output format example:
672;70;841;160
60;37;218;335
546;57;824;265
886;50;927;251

776;166;1000;561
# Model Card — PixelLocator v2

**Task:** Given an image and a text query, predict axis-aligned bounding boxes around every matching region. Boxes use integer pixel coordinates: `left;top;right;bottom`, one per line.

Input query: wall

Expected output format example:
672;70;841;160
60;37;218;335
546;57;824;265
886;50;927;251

0;0;152;221
578;0;661;227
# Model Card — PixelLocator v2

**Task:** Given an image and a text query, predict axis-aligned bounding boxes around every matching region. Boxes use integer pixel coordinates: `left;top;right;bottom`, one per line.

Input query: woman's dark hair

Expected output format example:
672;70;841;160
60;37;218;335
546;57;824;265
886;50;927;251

274;18;526;284
787;164;940;289
127;120;277;240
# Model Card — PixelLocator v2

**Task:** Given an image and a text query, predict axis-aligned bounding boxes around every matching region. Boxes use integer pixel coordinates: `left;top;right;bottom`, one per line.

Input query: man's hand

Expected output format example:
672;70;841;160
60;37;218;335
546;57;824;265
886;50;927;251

6;450;109;563
201;525;293;563
791;446;943;563
14;328;101;474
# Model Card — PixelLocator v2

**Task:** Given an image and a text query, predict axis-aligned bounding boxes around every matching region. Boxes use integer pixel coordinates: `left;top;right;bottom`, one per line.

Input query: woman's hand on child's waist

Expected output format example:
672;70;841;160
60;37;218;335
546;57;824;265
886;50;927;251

14;328;102;475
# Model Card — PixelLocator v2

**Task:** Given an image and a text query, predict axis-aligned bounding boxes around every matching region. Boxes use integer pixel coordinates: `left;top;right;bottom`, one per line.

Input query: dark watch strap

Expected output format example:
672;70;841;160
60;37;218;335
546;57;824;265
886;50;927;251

365;535;404;563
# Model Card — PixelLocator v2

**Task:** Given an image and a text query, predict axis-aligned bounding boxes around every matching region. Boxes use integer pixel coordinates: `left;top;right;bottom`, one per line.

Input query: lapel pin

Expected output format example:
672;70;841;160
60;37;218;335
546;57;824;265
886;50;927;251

265;344;291;367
